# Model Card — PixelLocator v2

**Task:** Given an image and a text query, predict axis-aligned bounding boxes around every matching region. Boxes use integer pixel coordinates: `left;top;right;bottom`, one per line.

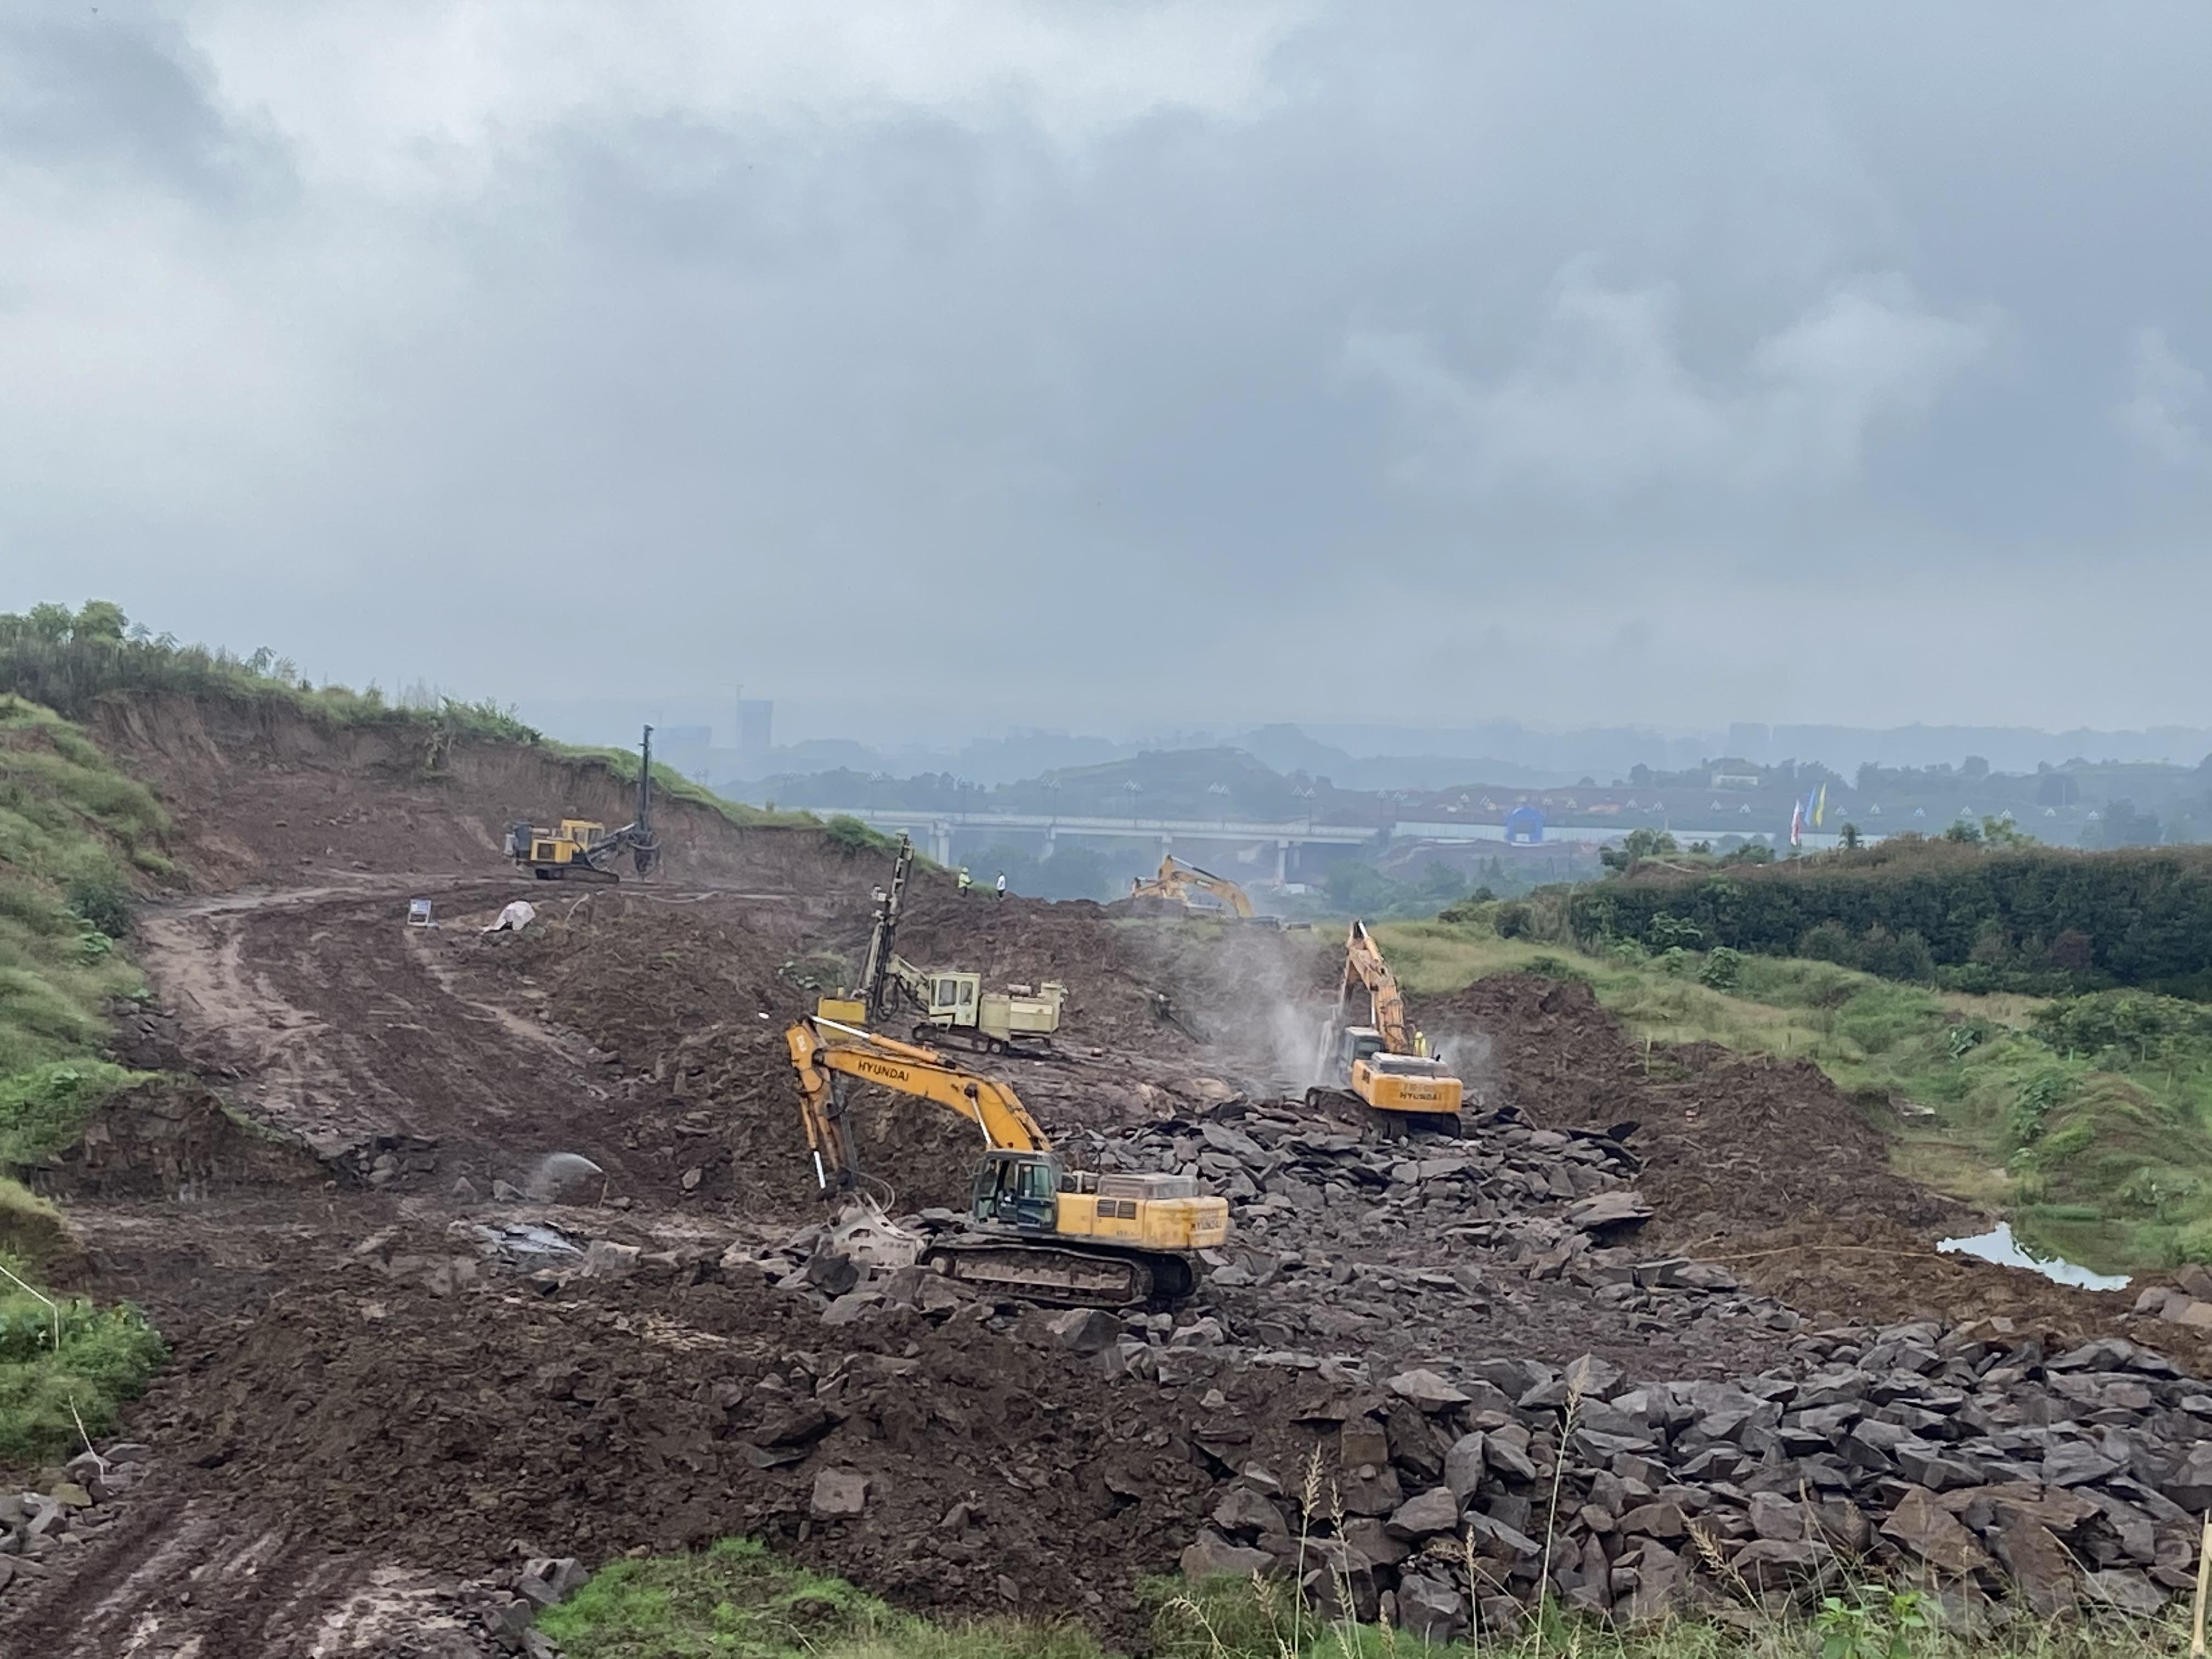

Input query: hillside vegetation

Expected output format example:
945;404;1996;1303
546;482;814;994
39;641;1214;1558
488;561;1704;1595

0;672;169;1459
1380;906;2212;1275
0;599;814;832
1568;834;2212;998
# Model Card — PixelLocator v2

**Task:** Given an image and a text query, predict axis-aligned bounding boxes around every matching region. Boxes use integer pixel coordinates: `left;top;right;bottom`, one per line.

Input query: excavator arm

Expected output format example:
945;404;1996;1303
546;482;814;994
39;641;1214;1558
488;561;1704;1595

786;1015;1049;1194
1339;919;1412;1053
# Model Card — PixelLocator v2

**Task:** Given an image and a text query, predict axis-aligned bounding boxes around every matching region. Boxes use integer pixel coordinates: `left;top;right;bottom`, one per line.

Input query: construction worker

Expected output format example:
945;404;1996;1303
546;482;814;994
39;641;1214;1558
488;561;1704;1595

957;866;972;898
995;871;1007;901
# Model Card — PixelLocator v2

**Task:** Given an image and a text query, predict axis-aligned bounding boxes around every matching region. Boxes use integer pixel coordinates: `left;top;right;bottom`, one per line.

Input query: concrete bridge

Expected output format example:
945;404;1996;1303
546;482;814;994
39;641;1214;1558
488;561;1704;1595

804;807;1857;876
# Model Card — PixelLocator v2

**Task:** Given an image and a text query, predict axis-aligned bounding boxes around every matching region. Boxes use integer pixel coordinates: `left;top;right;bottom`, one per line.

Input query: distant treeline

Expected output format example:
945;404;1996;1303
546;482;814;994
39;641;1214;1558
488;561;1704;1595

1570;838;2212;996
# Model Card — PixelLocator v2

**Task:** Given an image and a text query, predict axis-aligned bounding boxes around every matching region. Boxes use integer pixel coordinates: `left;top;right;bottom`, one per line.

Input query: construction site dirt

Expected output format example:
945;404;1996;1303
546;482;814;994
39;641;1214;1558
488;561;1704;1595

6;703;2211;1654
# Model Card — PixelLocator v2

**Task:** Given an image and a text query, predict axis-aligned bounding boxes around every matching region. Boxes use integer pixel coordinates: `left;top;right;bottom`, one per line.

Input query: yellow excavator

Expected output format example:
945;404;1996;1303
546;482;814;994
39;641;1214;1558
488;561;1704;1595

786;1015;1229;1306
1308;919;1464;1132
1127;853;1273;923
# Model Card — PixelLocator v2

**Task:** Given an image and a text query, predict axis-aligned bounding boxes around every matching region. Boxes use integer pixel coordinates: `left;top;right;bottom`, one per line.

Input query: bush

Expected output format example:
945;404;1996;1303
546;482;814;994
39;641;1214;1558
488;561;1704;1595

0;1289;167;1463
64;870;134;939
1697;946;1743;990
822;815;894;857
1494;901;1534;939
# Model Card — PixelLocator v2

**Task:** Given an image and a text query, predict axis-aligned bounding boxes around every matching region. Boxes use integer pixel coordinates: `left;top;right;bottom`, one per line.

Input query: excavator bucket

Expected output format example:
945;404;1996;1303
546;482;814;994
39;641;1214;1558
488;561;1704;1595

825;1198;922;1271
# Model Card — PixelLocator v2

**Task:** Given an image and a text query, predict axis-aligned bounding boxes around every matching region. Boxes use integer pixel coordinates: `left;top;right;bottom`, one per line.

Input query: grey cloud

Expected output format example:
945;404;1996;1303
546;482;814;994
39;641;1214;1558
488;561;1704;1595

4;3;2211;736
2115;327;2209;470
1345;268;1993;504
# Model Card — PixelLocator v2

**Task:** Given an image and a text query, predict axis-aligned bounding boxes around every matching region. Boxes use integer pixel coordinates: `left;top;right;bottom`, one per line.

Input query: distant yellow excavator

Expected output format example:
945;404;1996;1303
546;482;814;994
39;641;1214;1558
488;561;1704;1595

1128;853;1272;922
1308;919;1464;1132
786;1015;1229;1306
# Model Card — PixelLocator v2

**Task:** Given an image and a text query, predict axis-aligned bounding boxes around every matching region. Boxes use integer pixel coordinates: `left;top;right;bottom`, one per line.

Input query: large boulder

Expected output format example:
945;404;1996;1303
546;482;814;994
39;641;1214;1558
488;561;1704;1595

1385;1486;1462;1541
1395;1572;1469;1643
810;1468;870;1520
1181;1530;1276;1582
1880;1487;1993;1579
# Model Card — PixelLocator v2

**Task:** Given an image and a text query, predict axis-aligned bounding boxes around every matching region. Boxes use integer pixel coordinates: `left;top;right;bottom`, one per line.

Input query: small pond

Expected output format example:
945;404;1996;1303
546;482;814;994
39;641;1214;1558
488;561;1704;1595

1937;1221;2130;1292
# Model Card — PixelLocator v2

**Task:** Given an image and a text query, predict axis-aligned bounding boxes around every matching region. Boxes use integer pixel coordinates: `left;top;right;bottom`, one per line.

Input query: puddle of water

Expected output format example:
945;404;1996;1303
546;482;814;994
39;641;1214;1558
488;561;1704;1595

1937;1221;2130;1291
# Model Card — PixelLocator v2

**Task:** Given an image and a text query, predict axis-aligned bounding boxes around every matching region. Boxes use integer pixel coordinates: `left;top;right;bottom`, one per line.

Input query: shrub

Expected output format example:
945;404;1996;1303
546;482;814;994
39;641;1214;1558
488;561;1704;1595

64;870;134;939
822;815;894;857
1697;946;1743;990
1494;901;1534;939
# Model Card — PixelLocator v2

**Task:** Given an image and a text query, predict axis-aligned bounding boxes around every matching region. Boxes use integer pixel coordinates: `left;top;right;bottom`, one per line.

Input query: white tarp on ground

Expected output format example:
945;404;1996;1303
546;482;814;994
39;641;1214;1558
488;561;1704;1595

483;900;538;934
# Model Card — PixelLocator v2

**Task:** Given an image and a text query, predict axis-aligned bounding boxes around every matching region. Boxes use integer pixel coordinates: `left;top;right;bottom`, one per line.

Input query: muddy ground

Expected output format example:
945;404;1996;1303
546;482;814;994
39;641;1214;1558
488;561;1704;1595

3;701;2205;1655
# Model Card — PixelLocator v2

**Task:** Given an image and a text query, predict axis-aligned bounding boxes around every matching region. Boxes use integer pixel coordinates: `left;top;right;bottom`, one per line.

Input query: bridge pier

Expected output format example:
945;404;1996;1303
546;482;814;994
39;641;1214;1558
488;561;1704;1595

1275;838;1290;883
930;821;952;865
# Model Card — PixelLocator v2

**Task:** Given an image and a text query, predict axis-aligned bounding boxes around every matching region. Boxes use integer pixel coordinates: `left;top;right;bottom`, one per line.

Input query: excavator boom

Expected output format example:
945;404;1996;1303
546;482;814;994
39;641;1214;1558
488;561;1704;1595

1339;918;1410;1053
788;1016;1047;1193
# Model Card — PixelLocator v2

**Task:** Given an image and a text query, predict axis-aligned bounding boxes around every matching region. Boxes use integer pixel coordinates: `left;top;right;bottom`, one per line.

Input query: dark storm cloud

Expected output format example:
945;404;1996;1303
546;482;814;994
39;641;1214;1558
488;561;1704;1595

3;2;2208;736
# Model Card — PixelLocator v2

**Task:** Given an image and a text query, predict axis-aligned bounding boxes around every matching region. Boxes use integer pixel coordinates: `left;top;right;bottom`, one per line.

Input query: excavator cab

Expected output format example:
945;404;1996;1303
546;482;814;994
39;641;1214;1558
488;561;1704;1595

1333;1025;1389;1074
971;1149;1063;1232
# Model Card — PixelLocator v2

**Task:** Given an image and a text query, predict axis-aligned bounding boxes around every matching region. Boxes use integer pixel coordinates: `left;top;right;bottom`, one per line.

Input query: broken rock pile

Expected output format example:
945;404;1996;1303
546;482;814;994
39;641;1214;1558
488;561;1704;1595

0;1442;151;1604
1183;1318;2209;1633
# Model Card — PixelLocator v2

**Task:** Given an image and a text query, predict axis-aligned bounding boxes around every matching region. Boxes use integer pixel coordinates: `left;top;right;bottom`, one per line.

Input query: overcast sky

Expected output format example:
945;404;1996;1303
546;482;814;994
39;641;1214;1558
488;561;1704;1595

4;3;2208;741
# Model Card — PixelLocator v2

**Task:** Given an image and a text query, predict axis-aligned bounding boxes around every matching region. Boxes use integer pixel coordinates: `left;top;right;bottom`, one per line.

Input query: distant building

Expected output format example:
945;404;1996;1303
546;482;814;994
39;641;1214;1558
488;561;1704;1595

659;725;713;780
737;698;774;771
1726;723;1771;762
1503;804;1545;844
1710;769;1762;790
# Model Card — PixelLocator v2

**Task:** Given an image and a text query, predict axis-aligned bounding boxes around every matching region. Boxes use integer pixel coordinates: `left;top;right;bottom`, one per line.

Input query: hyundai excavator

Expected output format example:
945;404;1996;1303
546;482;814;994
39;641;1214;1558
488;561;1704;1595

1127;853;1266;920
504;725;662;882
786;1015;1228;1307
1308;919;1464;1132
816;835;1066;1054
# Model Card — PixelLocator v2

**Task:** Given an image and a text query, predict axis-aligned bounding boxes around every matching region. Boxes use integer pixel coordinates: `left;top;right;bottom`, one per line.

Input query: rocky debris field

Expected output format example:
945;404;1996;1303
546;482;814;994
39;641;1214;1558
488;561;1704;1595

14;766;2212;1652
738;1087;2212;1635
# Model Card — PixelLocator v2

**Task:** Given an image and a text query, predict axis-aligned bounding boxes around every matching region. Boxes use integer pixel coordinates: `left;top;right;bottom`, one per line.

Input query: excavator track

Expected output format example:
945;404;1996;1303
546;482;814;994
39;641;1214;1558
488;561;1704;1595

919;1238;1195;1310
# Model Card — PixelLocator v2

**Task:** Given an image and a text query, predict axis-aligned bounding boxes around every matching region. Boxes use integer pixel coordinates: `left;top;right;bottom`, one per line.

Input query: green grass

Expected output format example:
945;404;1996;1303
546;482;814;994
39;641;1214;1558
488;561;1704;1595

537;1536;1106;1659
0;1178;66;1266
0;1257;166;1465
0;680;175;1463
0;1060;139;1167
538;1540;2183;1659
1375;913;2212;1276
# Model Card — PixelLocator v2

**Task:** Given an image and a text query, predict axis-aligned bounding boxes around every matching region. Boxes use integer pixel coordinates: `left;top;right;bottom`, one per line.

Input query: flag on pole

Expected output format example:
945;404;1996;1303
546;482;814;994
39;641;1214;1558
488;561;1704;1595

1790;797;1805;848
1815;783;1827;828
